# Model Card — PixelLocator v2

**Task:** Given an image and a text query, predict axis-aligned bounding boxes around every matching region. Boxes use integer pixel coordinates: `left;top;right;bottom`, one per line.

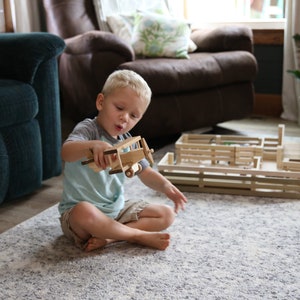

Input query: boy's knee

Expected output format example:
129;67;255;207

161;205;176;227
70;201;100;226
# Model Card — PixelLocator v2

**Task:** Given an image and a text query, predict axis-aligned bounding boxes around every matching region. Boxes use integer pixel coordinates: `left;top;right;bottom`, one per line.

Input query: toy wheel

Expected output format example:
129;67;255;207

137;163;142;173
141;138;154;166
125;168;135;178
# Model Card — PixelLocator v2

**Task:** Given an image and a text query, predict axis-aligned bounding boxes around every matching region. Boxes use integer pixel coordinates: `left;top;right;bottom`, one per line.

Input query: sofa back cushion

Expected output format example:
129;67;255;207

43;0;100;38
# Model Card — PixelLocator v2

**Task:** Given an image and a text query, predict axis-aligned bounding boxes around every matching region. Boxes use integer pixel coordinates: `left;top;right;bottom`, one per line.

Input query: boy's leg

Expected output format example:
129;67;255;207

123;203;175;231
86;202;175;251
68;201;170;252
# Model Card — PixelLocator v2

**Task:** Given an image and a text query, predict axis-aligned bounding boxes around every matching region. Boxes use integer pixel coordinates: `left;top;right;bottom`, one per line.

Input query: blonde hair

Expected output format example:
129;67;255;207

102;70;152;106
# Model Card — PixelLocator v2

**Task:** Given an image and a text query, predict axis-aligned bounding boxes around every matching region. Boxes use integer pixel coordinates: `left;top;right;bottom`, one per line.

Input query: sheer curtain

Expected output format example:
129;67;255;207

9;0;42;32
281;0;300;124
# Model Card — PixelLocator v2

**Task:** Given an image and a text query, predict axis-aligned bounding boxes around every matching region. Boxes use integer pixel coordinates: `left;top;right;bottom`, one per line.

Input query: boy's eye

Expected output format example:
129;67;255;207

131;114;138;119
116;106;123;111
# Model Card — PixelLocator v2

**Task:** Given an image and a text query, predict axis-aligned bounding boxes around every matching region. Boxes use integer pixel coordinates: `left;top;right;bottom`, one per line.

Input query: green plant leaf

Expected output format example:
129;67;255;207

287;69;300;79
293;33;300;41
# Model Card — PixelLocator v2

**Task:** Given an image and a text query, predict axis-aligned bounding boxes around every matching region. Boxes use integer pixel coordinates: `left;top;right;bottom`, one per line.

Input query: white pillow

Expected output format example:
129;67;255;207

106;14;134;44
107;13;197;54
132;12;192;58
93;0;170;31
106;1;170;45
95;0;197;55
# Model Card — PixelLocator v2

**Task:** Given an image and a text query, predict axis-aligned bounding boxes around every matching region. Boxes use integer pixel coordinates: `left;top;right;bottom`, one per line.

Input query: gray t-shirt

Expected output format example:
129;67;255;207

58;117;149;218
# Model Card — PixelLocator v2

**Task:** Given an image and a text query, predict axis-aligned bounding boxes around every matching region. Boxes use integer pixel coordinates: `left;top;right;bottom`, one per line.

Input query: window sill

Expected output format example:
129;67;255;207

191;20;284;46
191;19;285;30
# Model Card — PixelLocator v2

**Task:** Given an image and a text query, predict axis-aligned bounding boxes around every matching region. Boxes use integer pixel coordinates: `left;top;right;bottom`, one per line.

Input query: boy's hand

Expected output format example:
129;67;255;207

164;183;187;214
90;141;113;169
138;167;187;213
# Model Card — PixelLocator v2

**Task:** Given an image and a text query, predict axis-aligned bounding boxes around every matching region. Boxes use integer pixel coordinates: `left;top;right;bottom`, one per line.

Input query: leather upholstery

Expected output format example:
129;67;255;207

43;0;257;141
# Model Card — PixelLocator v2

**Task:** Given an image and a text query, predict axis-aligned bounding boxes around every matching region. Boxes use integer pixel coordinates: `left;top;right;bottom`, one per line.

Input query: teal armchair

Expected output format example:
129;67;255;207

0;32;65;203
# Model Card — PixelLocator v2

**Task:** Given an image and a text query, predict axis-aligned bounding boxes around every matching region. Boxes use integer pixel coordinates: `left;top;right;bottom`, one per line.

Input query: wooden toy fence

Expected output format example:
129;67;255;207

158;125;300;199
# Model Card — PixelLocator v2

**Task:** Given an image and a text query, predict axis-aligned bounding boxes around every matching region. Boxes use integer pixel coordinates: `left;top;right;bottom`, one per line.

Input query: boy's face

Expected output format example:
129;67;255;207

96;86;149;138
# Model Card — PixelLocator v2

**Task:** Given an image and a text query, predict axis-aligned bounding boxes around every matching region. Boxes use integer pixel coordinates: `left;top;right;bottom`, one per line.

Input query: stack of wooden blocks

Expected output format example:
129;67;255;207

158;125;300;199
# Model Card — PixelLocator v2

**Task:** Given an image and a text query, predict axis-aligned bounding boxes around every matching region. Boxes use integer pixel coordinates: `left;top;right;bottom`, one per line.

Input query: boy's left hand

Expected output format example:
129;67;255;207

165;184;187;214
138;167;187;213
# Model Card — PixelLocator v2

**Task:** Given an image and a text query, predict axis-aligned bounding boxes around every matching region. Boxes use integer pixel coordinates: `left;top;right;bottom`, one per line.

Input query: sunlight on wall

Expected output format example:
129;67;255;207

180;0;285;29
184;0;284;22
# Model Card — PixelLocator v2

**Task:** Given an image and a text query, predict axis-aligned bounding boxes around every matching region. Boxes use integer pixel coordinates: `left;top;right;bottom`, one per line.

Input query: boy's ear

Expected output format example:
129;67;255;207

96;93;104;110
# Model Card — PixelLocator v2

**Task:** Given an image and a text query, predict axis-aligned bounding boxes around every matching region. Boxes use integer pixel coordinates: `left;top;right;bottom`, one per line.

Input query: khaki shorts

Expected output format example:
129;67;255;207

60;199;149;250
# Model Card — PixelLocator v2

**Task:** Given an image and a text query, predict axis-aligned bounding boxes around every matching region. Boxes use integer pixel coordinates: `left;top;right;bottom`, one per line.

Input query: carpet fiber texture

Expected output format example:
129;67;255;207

0;170;299;300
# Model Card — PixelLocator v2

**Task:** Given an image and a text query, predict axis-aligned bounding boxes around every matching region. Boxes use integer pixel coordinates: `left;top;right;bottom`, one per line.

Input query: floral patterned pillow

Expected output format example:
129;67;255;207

107;14;135;44
132;12;192;59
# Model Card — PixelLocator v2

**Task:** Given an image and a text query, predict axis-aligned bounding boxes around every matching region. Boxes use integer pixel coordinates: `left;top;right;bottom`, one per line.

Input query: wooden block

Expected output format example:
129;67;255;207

157;124;300;199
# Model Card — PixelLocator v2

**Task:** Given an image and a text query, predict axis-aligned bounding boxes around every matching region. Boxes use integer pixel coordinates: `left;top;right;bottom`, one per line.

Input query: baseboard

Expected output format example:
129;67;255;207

254;93;282;117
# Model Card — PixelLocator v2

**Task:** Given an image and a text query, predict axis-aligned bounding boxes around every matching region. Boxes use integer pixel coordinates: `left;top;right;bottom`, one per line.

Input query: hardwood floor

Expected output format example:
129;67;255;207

0;115;300;234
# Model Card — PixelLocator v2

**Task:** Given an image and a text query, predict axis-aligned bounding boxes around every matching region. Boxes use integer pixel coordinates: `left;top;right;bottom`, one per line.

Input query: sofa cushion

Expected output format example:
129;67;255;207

0;80;38;128
1;121;42;201
119;51;257;94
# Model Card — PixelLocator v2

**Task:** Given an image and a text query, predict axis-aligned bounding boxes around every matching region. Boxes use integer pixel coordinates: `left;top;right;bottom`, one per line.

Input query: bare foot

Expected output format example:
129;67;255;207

85;232;170;252
131;232;170;250
84;237;107;252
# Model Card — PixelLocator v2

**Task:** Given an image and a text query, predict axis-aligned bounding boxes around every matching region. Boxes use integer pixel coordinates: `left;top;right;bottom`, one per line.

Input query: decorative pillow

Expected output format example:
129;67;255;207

107;13;197;54
106;14;134;44
132;12;191;58
94;0;197;56
93;0;170;31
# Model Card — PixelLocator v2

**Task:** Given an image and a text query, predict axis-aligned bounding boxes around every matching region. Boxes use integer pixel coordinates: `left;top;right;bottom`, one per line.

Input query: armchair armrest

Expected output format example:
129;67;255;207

64;30;135;61
191;25;253;53
0;32;65;84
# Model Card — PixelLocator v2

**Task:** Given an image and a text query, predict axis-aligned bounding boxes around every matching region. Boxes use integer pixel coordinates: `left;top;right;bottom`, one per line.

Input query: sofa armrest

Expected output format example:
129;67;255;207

191;25;253;53
64;30;135;61
0;32;65;84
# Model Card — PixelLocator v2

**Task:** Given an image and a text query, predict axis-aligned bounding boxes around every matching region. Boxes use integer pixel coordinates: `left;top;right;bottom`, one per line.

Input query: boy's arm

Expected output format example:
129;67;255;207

62;140;112;169
138;167;187;213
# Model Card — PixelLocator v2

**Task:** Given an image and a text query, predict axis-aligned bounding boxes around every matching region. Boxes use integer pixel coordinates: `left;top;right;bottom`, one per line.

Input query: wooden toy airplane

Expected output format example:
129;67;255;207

81;136;154;178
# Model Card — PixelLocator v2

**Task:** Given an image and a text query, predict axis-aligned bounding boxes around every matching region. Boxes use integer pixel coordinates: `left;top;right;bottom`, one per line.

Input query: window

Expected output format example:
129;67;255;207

178;0;285;29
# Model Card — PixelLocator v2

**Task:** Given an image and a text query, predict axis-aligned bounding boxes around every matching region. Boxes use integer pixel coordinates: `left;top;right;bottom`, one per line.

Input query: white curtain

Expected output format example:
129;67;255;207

281;0;300;124
9;0;41;32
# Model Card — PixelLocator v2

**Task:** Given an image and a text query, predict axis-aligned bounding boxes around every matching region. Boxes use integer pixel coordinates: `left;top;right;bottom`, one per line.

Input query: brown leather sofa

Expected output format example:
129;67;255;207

43;0;257;142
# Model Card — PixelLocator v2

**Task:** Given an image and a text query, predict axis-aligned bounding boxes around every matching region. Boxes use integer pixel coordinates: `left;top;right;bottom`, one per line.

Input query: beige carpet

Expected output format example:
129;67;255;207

0;175;299;299
0;141;300;299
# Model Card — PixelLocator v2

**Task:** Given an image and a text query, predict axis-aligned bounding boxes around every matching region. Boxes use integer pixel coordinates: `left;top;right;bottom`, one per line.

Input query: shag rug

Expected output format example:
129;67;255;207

0;142;300;299
1;178;300;299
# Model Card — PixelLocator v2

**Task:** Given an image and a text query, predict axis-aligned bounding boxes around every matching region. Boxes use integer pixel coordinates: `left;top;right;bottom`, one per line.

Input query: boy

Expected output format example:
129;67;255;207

59;70;187;252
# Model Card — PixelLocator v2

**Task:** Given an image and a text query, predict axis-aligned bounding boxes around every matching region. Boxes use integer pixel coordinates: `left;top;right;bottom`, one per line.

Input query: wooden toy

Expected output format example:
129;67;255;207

157;125;300;199
81;136;154;178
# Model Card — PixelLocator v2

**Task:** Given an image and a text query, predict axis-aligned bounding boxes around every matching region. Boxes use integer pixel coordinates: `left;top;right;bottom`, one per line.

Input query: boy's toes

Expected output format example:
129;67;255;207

84;237;107;252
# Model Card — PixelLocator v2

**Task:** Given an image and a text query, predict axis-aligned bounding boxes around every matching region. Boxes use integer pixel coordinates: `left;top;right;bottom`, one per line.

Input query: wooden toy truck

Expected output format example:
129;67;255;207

82;136;154;178
157;125;300;199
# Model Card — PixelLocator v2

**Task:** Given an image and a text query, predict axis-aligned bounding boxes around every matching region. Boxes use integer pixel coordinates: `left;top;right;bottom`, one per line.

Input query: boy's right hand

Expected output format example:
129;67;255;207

89;141;113;169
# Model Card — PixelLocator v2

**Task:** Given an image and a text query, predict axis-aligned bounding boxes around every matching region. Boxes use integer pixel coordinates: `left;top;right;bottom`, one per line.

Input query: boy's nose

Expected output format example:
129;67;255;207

120;112;128;122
